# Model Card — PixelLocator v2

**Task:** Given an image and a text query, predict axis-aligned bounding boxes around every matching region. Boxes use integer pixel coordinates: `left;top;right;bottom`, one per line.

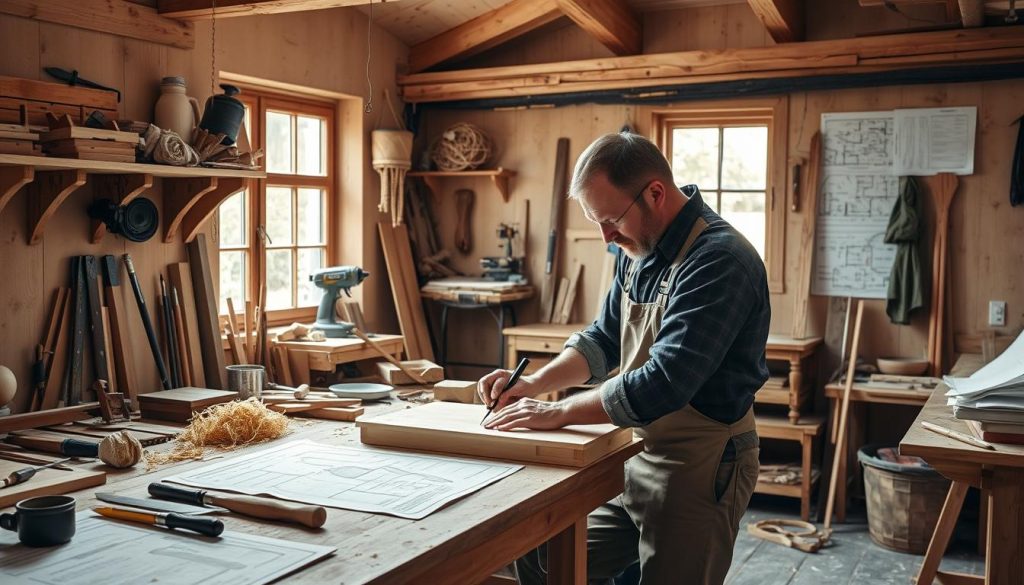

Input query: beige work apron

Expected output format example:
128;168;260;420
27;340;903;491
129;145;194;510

617;217;759;585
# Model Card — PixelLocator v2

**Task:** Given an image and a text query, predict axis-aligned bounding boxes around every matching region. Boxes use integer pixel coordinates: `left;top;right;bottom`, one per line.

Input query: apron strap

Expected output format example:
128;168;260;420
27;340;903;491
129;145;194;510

657;217;708;308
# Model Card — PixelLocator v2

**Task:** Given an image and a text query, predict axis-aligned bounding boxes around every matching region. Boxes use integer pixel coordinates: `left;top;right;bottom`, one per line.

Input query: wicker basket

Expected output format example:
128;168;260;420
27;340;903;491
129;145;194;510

371;129;413;169
858;445;950;554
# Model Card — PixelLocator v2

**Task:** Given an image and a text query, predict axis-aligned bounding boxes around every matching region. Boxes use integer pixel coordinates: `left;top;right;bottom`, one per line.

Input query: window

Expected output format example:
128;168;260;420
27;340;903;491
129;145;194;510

653;98;788;293
217;89;335;321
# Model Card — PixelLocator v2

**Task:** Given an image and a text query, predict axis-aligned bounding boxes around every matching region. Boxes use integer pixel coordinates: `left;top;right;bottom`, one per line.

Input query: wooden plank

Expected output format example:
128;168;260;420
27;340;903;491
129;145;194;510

67;256;86;405
102;255;140;403
39;294;72;411
539;138;570;323
82;256;109;389
378;222;434;360
557;262;583;325
791;131;821;339
556;0;642;55
747;0;804;43
0;75;118;111
0;154;264;179
295;405;364;422
171;287;192;386
340;300;367;333
0;0;194;49
167;262;206;388
551;277;570;326
159;0;383;20
0;459;105;509
186;234;227;389
357;402;634;467
0;403;98;434
408;0;563;72
100;307;116;394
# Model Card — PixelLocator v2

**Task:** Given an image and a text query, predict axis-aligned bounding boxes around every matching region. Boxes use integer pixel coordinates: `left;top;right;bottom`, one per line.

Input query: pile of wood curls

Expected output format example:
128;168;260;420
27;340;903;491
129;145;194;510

145;398;289;468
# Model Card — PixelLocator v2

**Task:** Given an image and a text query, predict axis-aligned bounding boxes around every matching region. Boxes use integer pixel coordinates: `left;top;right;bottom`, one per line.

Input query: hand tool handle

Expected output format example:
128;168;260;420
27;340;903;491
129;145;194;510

211;494;327;529
149;482;207;505
61;438;99;457
3;467;36;488
165;512;224;537
123;254;172;390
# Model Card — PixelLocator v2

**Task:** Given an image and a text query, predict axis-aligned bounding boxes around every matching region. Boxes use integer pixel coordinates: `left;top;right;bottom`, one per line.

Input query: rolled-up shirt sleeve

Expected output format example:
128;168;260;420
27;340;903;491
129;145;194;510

600;249;758;427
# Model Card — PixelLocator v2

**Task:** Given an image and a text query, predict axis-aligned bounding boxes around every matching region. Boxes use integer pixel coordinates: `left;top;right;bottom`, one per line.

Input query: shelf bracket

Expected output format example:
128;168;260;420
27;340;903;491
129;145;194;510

180;176;246;243
491;171;511;202
0;166;34;218
91;173;153;243
163;177;217;243
28;170;87;245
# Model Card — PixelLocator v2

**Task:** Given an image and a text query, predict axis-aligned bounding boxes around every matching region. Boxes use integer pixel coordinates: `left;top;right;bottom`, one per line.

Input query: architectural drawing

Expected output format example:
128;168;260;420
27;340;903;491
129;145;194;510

822;115;893;169
165;440;521;520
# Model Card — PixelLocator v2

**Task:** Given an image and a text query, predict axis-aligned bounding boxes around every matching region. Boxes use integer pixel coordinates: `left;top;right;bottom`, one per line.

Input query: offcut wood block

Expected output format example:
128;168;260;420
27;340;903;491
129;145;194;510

432;379;479;404
357;401;635;467
137;387;237;423
376;359;444;385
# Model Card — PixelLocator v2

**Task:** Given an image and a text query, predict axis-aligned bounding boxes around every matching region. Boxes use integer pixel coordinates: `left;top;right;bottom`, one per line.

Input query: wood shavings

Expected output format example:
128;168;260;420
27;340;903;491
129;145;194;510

145;398;289;468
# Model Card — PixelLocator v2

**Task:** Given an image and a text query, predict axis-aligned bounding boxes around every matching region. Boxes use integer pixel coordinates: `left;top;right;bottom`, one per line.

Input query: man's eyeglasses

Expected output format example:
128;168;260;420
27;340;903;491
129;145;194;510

588;181;651;228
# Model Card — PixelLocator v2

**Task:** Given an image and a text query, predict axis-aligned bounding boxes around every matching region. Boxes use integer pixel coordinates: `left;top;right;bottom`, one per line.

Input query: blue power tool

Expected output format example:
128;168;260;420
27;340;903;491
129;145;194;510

310;266;369;338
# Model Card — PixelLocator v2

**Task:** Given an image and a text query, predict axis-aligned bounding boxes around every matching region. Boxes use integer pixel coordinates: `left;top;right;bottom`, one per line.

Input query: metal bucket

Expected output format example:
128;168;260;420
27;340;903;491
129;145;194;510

226;364;265;400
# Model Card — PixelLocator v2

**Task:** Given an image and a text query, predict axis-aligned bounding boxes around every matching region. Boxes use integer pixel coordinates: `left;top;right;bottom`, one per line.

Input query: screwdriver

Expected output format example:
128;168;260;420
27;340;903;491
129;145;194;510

1;458;72;488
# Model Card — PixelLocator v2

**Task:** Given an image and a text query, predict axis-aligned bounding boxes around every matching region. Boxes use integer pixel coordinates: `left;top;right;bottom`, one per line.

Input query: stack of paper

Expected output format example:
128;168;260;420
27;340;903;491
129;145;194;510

945;330;1024;443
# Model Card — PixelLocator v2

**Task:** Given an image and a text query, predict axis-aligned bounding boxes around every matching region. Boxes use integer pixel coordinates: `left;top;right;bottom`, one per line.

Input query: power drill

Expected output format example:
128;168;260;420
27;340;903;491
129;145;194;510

310;266;369;338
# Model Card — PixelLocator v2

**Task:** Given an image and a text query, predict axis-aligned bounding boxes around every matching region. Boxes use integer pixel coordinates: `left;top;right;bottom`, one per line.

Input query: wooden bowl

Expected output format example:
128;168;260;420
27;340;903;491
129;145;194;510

876;357;930;376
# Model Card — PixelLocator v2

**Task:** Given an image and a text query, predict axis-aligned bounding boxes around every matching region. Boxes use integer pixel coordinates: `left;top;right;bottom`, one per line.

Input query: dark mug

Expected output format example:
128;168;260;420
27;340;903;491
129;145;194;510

0;495;76;547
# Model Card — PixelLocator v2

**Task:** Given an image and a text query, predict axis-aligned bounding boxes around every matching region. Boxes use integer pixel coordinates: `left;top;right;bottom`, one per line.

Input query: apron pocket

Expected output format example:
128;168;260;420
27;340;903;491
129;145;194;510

713;460;735;502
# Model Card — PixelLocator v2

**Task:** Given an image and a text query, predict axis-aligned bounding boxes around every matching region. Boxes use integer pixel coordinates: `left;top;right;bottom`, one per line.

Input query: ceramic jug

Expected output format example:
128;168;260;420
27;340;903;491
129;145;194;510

154;76;200;142
199;84;245;145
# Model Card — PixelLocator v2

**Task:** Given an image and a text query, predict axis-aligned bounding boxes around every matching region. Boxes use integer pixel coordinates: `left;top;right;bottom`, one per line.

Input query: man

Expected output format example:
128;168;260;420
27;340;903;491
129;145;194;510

478;132;770;585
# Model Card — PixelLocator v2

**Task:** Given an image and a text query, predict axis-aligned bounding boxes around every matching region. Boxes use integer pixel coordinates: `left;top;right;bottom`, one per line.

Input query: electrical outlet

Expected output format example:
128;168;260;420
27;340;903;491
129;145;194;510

988;301;1007;327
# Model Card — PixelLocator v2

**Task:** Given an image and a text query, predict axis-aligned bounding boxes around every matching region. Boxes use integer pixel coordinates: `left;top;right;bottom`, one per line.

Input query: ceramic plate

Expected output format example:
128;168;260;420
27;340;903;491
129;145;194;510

329;383;393;400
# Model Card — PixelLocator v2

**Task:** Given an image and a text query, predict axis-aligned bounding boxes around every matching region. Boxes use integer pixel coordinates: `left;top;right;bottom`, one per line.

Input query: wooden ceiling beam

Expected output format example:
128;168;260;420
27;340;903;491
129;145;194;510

555;0;642;55
747;0;805;43
408;0;562;73
157;0;384;21
1;0;194;49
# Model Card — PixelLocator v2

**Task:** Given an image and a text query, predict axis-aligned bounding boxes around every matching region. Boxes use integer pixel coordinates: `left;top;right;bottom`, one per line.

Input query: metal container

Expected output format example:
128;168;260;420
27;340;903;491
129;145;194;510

226;365;265;400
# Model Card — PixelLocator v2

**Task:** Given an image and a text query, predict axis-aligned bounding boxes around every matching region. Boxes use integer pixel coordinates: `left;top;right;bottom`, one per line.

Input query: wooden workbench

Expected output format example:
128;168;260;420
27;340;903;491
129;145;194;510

7;401;641;584
901;355;1024;585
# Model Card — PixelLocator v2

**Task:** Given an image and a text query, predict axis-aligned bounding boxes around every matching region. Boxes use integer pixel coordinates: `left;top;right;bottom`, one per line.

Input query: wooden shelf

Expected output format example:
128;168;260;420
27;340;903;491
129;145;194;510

408;168;515;202
0;154;265;244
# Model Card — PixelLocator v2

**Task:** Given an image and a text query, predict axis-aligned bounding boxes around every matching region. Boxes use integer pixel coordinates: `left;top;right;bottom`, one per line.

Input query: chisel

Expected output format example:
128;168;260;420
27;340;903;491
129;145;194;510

1;458;71;488
5;435;100;458
149;482;327;528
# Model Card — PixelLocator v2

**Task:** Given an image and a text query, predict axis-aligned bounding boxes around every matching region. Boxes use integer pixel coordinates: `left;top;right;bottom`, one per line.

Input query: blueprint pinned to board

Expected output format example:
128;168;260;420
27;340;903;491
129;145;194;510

811;107;976;298
812;111;899;298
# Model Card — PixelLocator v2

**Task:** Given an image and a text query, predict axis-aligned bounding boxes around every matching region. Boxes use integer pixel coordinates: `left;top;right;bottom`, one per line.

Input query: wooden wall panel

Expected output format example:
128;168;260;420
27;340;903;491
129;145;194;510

426;1;1024;376
0;8;408;411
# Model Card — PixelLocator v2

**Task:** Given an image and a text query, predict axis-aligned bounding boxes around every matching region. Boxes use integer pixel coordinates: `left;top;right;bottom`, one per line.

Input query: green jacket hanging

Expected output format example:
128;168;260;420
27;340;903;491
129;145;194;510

885;176;926;325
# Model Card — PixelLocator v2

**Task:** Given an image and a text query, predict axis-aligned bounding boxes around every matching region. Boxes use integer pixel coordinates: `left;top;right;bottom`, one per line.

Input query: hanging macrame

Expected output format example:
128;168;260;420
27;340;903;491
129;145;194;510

371;90;412;227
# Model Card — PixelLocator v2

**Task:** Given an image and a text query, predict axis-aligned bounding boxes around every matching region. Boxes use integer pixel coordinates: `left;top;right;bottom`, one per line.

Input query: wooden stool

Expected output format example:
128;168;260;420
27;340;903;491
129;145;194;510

755;415;824;521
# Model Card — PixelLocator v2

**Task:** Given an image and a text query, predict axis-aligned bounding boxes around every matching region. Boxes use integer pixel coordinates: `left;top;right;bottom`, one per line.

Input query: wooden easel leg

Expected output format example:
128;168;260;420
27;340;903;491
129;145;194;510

916;481;969;585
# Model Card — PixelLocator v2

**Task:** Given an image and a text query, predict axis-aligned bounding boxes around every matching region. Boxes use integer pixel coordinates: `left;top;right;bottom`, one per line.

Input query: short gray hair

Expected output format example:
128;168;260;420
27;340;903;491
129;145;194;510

568;132;674;200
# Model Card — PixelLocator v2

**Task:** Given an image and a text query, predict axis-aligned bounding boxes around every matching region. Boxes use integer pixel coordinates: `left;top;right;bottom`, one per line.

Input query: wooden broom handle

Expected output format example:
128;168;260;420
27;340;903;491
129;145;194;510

207;493;326;529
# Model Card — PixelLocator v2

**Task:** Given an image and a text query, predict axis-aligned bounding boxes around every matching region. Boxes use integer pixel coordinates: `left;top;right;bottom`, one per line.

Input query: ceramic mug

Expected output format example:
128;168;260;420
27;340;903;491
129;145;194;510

0;495;76;547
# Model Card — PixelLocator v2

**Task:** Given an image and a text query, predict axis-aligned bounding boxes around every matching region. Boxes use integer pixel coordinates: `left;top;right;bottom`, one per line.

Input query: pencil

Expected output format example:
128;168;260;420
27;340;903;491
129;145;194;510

480;357;530;425
920;420;995;450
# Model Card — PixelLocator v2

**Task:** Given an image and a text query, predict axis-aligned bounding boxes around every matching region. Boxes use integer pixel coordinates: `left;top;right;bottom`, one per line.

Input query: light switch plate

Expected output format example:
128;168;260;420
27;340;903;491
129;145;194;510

988;300;1007;327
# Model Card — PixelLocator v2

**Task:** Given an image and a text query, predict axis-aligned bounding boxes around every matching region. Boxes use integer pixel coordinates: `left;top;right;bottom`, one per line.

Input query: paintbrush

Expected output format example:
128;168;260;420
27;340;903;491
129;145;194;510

480;357;530;425
94;506;224;537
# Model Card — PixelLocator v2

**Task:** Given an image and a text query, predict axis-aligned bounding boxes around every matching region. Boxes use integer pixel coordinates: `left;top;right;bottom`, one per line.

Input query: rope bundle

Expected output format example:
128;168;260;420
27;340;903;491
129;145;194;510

431;123;492;171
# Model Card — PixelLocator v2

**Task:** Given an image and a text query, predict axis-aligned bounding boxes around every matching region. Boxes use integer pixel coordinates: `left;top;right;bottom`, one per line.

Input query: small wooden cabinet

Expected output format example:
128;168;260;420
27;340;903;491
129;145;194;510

503;323;586;369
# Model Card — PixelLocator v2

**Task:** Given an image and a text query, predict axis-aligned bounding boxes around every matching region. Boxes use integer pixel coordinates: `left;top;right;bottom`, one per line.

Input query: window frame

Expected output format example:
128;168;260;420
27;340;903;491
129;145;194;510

219;89;337;325
652;97;788;294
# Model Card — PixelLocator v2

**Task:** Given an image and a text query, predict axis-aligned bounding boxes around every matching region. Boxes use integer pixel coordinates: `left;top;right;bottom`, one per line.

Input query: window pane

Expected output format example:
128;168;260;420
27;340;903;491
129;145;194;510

297;248;325;307
720;192;766;259
266;111;293;174
721;126;768;190
297;188;325;245
296;115;325;176
219;251;246;314
266;186;293;245
266;249;293;310
218;190;246;247
670;127;719;190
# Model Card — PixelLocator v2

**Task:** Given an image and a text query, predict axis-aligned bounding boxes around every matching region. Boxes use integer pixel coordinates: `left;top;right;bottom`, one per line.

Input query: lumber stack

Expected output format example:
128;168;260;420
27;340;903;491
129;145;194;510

0;122;41;155
40;125;139;163
0;75;118;126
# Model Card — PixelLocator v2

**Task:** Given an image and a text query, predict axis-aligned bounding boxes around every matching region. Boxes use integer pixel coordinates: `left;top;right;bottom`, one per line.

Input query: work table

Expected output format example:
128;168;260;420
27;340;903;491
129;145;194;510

3;398;641;584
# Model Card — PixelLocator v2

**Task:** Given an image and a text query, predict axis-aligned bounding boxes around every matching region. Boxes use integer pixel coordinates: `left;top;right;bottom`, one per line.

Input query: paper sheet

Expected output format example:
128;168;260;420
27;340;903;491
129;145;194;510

0;512;334;585
164;440;522;520
812;111;899;298
945;329;1024;398
894;107;976;176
